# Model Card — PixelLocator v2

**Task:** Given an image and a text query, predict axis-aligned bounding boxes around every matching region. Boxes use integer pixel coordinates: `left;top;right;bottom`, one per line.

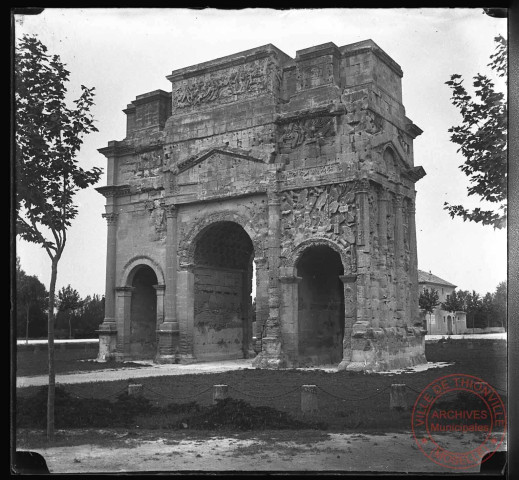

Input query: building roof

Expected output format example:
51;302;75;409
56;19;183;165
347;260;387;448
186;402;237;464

418;270;457;288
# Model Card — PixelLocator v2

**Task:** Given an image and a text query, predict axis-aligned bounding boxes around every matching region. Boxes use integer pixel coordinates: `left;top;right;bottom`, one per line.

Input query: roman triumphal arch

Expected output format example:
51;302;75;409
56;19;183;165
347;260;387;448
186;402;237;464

97;40;427;371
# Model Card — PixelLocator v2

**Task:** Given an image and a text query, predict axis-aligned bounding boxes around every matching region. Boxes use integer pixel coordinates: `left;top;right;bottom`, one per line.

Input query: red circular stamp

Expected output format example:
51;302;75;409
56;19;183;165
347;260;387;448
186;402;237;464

411;373;506;470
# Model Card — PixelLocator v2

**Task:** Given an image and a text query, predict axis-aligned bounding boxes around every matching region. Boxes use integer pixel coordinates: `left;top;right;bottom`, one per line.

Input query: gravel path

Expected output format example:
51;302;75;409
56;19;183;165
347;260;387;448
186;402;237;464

18;431;505;473
16;359;257;388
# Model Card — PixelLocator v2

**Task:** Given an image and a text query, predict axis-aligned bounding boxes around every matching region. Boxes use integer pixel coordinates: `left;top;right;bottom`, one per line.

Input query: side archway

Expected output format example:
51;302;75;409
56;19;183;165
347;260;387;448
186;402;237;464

120;255;165;287
284;237;353;274
117;256;165;360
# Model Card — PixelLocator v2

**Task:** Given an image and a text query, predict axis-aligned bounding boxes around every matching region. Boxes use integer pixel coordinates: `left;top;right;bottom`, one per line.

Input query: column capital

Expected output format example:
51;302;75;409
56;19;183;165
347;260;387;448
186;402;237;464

102;212;119;225
394;193;404;207
355;178;370;193
179;262;195;273
153;284;166;293
279;275;302;284
339;274;357;283
254;256;268;268
378;188;390;202
165;204;178;218
115;286;134;296
267;189;281;206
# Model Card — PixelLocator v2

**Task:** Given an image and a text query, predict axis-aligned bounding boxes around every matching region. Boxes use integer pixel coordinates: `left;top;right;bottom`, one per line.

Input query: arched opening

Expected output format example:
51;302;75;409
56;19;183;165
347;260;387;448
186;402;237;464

296;245;345;365
193;221;254;360
129;265;158;358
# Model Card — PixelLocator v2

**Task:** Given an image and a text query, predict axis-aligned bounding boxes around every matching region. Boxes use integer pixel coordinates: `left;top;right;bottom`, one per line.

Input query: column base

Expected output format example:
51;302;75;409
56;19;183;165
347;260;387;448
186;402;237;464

156;327;180;363
338;324;427;372
155;354;179;364
96;326;117;362
178;354;197;365
251;336;288;369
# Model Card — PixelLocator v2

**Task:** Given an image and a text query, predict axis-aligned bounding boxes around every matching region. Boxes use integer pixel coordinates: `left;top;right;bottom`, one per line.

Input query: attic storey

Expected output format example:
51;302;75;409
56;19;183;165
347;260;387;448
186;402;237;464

97;40;426;371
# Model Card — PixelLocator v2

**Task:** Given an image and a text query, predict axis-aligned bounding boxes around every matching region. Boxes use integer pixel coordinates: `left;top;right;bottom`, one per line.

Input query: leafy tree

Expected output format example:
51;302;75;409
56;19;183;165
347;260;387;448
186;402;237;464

15;34;102;440
73;294;105;338
419;288;439;331
16;258;48;341
56;285;82;339
444;34;507;229
493;281;507;330
441;289;465;314
457;290;481;331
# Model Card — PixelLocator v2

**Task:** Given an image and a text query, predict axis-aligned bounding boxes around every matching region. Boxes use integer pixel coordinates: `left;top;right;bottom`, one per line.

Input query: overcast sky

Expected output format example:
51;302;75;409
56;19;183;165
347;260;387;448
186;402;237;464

14;8;507;298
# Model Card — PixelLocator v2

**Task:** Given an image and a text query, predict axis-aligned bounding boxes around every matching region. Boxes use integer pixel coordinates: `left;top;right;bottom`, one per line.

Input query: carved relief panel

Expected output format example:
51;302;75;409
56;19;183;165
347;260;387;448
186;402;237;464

171;58;281;113
280;183;357;269
278;115;336;152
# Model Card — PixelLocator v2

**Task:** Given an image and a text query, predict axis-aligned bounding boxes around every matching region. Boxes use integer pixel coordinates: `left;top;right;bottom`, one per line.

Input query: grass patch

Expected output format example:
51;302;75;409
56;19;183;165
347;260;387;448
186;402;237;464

15;341;507;437
16;387;321;432
16;348;146;377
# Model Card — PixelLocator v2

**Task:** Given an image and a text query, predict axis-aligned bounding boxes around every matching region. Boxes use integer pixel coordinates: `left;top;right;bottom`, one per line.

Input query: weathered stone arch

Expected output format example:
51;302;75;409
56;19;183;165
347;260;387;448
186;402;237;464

121;255;165;286
284;237;354;275
179;211;265;266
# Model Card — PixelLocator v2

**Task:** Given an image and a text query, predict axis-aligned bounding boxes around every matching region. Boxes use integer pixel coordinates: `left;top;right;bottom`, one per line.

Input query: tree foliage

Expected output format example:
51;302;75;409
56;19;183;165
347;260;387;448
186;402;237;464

419;288;439;316
444;34;507;229
441;289;466;314
15;34;102;441
56;285;83;339
55;289;104;339
457;282;507;330
16;258;48;340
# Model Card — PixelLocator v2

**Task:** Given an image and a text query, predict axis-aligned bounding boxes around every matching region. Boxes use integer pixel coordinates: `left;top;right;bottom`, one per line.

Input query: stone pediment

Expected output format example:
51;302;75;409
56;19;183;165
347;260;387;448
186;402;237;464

374;140;411;171
174;146;266;174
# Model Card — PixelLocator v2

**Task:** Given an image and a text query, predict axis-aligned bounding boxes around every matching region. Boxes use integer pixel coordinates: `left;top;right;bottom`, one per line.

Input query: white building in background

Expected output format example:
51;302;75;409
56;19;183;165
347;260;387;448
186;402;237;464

418;270;467;335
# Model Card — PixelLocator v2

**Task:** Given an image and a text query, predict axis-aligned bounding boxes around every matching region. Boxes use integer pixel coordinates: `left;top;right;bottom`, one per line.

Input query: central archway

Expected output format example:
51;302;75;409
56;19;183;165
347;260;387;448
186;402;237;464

193;221;254;360
296;245;345;365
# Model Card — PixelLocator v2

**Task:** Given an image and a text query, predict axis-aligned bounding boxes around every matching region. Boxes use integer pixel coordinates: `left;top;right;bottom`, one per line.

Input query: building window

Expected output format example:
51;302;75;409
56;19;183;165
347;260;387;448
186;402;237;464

446;294;450;301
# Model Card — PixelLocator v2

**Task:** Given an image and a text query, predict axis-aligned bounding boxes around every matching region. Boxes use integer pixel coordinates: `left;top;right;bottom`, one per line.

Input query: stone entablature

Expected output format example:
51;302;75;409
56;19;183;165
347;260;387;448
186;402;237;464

97;39;426;372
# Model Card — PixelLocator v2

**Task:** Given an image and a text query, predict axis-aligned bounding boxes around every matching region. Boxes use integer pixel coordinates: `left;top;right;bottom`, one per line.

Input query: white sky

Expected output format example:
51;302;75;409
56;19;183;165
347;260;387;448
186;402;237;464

14;8;507;298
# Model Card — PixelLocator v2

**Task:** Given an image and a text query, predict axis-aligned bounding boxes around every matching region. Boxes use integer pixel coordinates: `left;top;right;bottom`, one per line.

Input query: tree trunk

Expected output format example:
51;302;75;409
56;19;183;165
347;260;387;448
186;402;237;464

25;304;30;345
69;315;72;339
47;258;58;442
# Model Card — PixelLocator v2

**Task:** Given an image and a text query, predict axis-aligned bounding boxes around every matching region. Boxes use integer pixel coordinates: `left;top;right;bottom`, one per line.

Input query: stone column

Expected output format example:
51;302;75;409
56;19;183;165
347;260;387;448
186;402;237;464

153;284;165;347
156;205;180;363
253;164;286;368
394;193;405;326
377;189;389;327
177;264;196;364
97;211;118;361
114;286;134;361
253;256;269;339
354;178;370;325
408;197;420;327
338;274;357;370
242;268;256;359
279;273;302;365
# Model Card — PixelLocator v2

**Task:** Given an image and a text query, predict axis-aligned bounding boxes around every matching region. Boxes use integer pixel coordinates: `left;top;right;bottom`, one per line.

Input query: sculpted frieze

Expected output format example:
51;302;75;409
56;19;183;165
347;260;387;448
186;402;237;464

278;115;335;150
172;58;278;110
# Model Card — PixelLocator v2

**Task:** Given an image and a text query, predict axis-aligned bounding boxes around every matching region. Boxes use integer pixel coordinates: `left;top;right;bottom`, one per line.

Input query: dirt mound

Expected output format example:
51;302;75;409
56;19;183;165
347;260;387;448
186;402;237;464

182;398;324;431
